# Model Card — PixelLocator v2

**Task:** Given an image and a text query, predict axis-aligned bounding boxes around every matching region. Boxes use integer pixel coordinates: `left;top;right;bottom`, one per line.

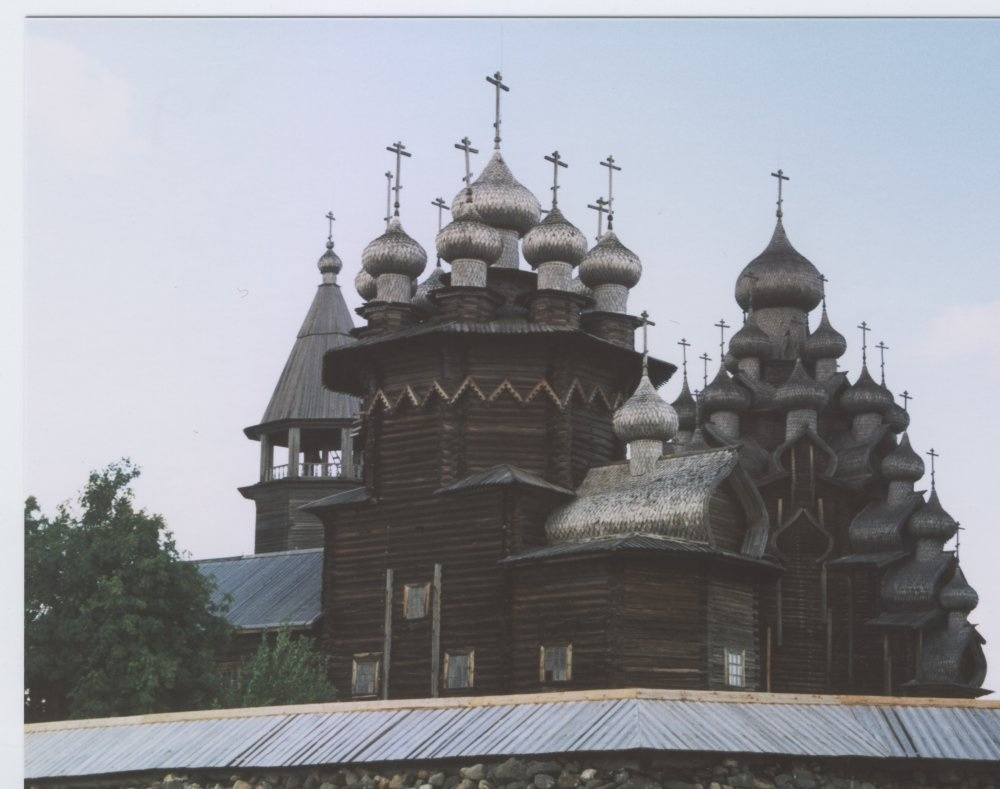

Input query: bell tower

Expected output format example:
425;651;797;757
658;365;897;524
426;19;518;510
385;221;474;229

240;217;361;553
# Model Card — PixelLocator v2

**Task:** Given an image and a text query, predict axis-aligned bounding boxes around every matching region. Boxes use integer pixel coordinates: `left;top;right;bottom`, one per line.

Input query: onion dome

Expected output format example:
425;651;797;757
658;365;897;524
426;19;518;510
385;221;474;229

735;221;823;312
355;268;377;301
578;231;642;289
910;489;958;542
774;358;829;411
804;306;847;360
317;240;343;276
940;568;979;613
880;433;925;483
886;401;911;433
451;150;541;236
362;217;428;279
613;370;678;443
699;366;751;415
729;313;772;360
840;365;893;415
413;263;447;310
522;206;587;268
671;377;697;433
435;198;503;265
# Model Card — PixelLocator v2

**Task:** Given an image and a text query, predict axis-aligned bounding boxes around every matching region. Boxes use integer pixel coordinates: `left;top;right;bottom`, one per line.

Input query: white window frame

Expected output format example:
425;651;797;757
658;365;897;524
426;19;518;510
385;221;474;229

539;644;573;683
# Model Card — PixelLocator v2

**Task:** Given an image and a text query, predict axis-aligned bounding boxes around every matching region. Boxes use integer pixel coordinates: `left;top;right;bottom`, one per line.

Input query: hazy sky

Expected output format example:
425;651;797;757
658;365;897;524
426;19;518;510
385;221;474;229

21;17;1000;690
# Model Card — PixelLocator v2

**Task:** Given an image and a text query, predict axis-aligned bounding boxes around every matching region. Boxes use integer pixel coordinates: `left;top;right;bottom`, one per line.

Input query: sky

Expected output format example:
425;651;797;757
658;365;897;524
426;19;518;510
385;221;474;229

18;17;1000;692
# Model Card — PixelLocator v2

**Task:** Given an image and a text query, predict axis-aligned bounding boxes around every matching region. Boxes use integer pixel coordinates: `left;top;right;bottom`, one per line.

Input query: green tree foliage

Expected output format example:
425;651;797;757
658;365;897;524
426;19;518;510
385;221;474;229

223;629;338;708
25;460;232;722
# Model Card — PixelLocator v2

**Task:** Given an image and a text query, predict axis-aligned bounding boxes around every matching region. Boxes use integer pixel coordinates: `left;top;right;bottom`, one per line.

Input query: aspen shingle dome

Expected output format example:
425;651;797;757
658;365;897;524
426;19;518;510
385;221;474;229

886;401;911;434
317;240;343;275
774;359;829;411
840;365;894;415
735;221;824;312
729;313;773;360
413;263;447;310
941;568;979;613
435;199;504;264
452;150;541;236
362;218;428;279
578;231;642;289
699;366;751;415
881;433;925;483
522;206;588;268
910;490;958;542
355;268;377;301
671;378;697;433
804;306;847;360
613;372;679;444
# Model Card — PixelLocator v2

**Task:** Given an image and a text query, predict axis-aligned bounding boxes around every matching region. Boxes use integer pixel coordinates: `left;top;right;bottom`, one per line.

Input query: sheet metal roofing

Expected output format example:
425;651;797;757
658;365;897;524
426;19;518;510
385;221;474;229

194;549;322;630
25;689;1000;780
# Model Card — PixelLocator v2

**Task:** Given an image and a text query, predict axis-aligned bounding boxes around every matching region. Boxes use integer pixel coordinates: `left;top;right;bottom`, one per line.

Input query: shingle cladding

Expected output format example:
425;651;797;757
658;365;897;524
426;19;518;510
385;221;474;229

24;689;1000;779
194;549;322;630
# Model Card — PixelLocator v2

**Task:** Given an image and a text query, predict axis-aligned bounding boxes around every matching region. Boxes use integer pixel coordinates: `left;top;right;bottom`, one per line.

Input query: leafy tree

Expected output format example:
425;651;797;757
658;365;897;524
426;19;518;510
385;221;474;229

223;628;338;708
25;460;232;722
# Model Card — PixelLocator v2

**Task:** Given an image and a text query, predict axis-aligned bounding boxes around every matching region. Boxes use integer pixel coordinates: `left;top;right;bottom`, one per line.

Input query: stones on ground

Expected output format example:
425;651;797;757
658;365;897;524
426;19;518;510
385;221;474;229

614;772;630;787
663;782;697;789
443;777;462;789
390;775;407;789
429;774;446;789
525;762;563;780
494;758;528;783
580;770;597;782
461;766;485;782
727;773;756;788
478;780;494;789
534;775;556;789
790;769;816;789
234;782;251;789
556;770;579;789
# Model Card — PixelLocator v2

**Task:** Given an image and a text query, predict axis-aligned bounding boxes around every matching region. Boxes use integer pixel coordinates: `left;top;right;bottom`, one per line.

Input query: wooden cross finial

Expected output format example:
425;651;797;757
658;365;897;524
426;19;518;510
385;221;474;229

431;197;450;231
699;352;712;388
900;390;912;411
678;337;691;379
714;318;732;361
325;211;335;242
587;196;609;240
639;310;655;374
857;321;870;366
454;137;479;193
544;150;569;208
383;171;393;229
771;168;789;219
818;272;829;308
486;71;509;150
926;447;939;490
875;341;890;384
386;141;412;218
600;155;621;230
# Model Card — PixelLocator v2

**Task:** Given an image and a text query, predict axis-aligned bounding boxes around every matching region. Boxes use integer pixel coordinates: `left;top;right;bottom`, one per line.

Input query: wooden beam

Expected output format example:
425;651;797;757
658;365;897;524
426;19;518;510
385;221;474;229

288;427;301;478
259;433;272;481
765;625;772;693
383;568;394;700
341;426;354;477
431;563;442;697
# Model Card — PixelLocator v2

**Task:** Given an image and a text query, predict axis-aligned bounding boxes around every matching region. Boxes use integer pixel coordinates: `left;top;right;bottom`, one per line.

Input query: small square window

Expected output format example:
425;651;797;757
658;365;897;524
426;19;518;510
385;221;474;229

352;653;381;697
444;649;474;690
540;645;572;683
404;583;431;619
725;647;745;688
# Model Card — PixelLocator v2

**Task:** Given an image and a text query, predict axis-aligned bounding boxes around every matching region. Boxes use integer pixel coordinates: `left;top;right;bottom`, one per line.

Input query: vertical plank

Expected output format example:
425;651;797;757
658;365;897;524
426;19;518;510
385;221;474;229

341;426;354;478
259;433;272;480
765;625;772;692
288;427;301;478
431;563;442;697
383;568;394;700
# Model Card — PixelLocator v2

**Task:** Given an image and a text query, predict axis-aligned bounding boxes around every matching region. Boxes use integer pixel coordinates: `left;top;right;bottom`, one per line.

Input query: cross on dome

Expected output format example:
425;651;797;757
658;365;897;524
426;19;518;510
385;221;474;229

588;196;609;240
771;168;789;219
927;447;940;490
639;310;656;375
325;211;335;242
677;337;691;380
383;171;393;229
431;197;450;231
600;155;621;230
875;341;890;384
714;318;731;360
857;321;871;365
386;141;412;218
486;71;509;150
699;352;712;388
900;390;913;411
455;137;479;192
544;150;568;208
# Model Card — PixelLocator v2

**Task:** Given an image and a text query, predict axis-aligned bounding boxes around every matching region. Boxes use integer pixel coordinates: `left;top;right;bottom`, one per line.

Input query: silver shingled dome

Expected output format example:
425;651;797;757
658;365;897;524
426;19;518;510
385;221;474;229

355;268;377;301
910;490;958;542
735;220;823;312
436;198;503;265
729;312;773;360
413;263;447;310
940;568;979;613
774;359;829;411
451;150;541;236
880;433;925;483
578;230;642;289
804;306;847;360
317;240;343;275
522;206;588;268
362;217;428;279
613;371;679;444
699;366;752;415
840;365;894;415
671;377;697;433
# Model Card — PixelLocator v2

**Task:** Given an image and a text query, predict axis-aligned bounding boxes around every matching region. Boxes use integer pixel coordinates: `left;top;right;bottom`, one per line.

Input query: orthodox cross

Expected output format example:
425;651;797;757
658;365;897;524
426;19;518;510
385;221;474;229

639;310;656;373
431;197;450;232
386;141;411;218
454;137;479;191
714;318;731;361
817;272;829;308
677;337;691;379
771;168;789;219
325;211;335;243
926;447;939;490
486;71;509;149
544;151;568;208
699;352;712;388
600;155;621;230
899;390;912;411
875;341;890;384
857;321;870;366
587;197;609;240
383;171;393;229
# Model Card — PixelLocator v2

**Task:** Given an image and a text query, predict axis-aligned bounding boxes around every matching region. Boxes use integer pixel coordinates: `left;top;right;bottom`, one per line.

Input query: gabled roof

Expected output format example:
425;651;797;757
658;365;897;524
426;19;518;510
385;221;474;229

194;549;322;630
435;464;575;497
246;282;360;437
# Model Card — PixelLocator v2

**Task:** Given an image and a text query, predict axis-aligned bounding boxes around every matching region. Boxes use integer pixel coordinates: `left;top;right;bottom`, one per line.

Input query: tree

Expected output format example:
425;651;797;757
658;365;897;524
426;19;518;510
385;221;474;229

223;628;338;708
24;460;232;722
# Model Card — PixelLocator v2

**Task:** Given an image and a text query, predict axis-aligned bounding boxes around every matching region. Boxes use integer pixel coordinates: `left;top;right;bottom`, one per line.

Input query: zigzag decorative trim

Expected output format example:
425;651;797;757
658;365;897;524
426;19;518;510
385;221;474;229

362;376;625;415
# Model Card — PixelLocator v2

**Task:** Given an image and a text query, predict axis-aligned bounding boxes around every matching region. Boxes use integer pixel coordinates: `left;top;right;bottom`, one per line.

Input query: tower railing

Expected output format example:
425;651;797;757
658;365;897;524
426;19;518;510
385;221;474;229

264;460;363;482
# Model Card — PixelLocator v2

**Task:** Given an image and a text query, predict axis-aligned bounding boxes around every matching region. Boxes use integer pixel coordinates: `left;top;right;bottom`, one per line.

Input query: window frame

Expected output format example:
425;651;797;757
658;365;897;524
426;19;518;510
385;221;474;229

352;652;382;698
539;644;573;683
724;647;746;688
403;582;431;620
443;648;475;690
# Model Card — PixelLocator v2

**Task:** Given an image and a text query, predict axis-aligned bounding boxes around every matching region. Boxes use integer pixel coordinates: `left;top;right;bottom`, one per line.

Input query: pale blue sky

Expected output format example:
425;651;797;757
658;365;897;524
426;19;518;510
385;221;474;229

21;17;1000;689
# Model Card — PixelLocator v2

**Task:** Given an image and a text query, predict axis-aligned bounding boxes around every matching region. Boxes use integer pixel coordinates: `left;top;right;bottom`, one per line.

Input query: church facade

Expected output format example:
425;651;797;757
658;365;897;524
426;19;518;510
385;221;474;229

241;74;987;701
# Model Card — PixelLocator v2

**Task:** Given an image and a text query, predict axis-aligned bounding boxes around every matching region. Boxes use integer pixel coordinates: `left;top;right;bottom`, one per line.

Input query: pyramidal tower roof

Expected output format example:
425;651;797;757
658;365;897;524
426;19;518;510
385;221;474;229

246;238;359;438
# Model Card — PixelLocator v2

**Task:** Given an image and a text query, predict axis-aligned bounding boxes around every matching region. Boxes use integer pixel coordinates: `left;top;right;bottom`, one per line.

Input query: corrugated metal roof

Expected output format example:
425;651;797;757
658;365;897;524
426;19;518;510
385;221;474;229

194;549;322;630
25;689;1000;780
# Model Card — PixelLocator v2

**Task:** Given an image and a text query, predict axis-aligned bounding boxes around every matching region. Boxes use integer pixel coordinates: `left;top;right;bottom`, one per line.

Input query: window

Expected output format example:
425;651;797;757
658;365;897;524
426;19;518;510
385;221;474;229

352;653;381;697
725;647;745;688
404;583;431;619
540;645;572;683
444;649;475;690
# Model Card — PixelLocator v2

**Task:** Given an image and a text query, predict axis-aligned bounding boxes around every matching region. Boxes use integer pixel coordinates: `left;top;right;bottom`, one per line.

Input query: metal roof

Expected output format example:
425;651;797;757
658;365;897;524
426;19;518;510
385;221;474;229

194;549;322;630
24;689;1000;780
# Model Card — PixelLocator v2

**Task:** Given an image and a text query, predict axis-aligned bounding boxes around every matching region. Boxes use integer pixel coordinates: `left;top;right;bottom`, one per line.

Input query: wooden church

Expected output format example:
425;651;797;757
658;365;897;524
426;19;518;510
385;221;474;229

235;73;988;702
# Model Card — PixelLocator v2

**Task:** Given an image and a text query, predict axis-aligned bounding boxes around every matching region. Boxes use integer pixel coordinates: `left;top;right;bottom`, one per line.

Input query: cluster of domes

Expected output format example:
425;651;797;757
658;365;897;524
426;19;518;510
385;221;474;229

735;221;824;312
613;368;679;444
774;359;829;411
522;206;588;268
436;197;503;265
451;150;541;236
880;433;925;483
